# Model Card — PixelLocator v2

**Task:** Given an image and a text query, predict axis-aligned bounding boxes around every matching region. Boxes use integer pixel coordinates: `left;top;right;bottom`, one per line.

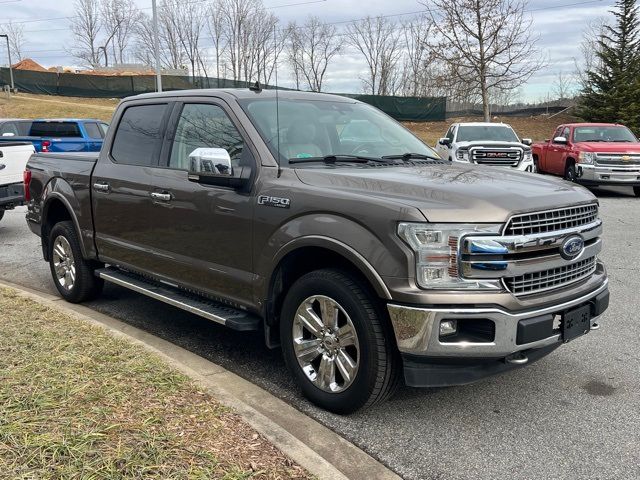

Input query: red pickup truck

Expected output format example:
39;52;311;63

532;123;640;196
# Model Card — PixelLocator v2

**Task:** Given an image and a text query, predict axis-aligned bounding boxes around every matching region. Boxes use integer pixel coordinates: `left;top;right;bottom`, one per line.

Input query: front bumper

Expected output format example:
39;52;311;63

388;280;609;387
577;164;640;185
0;182;24;209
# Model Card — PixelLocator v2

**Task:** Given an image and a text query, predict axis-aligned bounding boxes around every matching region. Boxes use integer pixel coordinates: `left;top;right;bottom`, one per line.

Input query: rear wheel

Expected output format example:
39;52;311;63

564;161;577;182
280;269;400;414
0;210;4;223
48;221;104;303
634;187;640;197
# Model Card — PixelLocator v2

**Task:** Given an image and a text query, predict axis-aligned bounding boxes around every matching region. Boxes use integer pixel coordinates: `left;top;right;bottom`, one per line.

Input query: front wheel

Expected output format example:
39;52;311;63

634;186;640;197
48;221;104;303
564;161;578;182
0;210;4;223
280;269;400;414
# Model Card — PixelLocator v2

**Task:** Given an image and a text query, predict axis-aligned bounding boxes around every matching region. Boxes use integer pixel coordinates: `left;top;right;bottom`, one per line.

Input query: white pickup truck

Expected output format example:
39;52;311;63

435;122;535;172
0;142;35;223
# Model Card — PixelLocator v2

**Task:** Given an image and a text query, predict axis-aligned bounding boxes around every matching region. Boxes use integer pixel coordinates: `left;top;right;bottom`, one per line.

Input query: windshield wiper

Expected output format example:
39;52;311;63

382;152;443;162
288;154;392;165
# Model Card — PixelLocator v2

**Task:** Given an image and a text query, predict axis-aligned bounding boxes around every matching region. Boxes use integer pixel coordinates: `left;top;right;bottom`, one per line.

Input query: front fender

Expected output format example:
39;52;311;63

256;213;412;302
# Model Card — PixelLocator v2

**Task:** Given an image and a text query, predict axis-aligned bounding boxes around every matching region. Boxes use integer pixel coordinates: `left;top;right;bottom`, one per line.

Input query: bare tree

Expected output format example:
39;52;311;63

0;21;25;62
346;16;402;95
134;6;186;71
553;71;577;100
101;0;140;65
575;18;608;87
398;15;434;96
424;0;544;121
286;16;342;92
208;1;226;80
70;0;102;68
162;0;206;77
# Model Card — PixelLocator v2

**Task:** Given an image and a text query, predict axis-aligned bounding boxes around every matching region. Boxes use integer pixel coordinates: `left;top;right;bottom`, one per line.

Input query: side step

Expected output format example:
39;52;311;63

95;267;261;332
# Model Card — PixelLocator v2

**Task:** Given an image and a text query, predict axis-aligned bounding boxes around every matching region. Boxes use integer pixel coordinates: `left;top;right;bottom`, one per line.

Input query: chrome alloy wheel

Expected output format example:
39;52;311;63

292;295;360;393
52;236;76;291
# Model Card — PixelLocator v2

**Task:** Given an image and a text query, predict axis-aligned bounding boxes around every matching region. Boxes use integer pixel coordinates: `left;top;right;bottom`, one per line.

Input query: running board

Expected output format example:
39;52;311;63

95;267;261;331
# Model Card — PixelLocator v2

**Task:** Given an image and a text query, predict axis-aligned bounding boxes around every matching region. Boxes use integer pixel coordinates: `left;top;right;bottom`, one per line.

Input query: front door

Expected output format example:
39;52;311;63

547;126;570;175
146;101;255;306
92;102;172;272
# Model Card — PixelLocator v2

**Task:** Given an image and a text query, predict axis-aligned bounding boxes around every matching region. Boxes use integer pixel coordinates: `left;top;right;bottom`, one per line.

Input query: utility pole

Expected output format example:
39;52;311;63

151;0;162;92
0;34;14;93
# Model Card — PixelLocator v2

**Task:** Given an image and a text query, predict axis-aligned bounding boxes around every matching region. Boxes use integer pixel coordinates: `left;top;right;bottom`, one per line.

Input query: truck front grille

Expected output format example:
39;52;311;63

505;204;598;236
504;257;597;297
471;148;521;167
596;153;640;166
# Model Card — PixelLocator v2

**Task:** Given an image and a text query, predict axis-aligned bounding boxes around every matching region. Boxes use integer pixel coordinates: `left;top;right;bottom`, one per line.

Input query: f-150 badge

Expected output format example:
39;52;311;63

258;195;291;208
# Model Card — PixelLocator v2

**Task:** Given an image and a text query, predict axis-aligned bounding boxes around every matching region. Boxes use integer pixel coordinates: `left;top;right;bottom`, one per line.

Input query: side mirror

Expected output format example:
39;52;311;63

438;137;451;147
187;147;251;189
521;138;532;146
553;136;568;145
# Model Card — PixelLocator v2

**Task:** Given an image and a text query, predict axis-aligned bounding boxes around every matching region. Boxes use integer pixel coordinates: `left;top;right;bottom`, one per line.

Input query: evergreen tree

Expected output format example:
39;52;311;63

579;0;640;133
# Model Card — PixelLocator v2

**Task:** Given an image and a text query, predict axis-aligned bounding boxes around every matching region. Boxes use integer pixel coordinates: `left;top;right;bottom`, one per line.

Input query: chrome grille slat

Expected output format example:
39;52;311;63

504;257;597;296
505;204;598;236
596;153;640;166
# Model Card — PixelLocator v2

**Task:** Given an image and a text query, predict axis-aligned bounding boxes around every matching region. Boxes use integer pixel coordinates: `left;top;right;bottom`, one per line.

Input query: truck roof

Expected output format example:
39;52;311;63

129;88;360;104
31;118;104;123
453;122;511;127
561;122;627;127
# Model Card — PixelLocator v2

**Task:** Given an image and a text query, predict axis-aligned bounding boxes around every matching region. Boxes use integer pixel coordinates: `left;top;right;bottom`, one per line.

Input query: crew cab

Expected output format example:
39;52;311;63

0;141;35;222
0;118;109;153
533;123;640;195
25;89;609;413
435;122;535;171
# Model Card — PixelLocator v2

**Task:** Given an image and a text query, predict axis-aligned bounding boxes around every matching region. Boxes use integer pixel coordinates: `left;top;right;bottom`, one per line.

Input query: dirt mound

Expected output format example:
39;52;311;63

11;58;47;72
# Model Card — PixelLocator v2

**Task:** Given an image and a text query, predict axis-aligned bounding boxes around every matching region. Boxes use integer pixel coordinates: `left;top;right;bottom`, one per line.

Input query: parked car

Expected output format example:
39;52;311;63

0;141;35;222
0;118;109;153
25;89;609;413
532;123;640;195
435;122;535;172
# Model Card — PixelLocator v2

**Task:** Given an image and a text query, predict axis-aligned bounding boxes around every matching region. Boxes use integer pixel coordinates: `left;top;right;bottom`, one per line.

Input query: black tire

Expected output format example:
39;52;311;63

280;269;400;414
48;221;104;303
634;187;640;197
564;161;577;182
533;155;540;173
0;210;4;222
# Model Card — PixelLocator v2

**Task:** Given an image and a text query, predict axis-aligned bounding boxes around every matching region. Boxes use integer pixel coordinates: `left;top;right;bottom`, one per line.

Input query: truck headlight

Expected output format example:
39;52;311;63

523;150;533;162
455;150;469;161
397;223;503;290
579;152;597;164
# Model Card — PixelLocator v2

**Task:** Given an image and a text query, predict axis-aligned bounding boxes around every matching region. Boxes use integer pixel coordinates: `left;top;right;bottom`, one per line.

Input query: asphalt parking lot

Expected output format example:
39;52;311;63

1;185;638;480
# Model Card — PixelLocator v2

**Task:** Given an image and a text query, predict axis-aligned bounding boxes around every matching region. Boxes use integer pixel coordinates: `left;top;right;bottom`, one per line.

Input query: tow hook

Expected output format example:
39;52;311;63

505;352;529;365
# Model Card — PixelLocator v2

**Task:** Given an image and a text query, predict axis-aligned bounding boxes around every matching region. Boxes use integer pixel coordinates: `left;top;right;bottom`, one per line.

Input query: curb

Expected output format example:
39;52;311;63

0;279;401;480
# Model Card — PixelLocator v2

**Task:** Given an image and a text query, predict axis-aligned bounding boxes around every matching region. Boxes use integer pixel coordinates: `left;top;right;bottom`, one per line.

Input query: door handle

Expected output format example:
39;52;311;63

93;182;110;192
150;192;172;202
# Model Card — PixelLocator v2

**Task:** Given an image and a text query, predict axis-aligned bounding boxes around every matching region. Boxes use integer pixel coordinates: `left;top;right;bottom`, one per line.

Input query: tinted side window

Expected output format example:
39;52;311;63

111;104;167;166
169;103;244;170
84;122;103;139
446;126;455;142
30;122;81;137
562;127;571;140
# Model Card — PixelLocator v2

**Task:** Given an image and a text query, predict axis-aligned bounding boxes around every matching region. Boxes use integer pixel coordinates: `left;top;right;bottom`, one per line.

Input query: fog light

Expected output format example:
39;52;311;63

439;320;458;337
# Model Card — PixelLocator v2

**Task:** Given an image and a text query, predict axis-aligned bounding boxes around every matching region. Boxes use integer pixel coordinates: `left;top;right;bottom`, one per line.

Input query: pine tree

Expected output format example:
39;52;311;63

578;0;640;133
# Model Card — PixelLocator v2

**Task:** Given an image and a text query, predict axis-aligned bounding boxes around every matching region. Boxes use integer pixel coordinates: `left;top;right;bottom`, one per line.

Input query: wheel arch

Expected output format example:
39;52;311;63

264;237;392;329
41;193;85;261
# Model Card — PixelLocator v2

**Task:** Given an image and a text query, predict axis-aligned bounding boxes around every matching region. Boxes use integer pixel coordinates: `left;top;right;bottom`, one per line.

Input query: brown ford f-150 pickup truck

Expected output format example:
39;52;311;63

25;89;609;413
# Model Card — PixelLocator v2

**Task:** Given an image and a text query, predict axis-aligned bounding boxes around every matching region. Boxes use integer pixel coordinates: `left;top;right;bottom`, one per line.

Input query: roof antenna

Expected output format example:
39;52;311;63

273;24;282;177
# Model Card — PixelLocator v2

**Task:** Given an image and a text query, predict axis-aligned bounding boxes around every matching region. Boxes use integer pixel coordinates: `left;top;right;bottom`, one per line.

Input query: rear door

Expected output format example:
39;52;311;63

143;99;256;305
83;121;105;152
92;102;173;272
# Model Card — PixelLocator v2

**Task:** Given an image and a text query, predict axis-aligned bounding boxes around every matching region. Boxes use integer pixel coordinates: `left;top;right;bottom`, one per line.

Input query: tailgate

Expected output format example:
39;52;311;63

0;143;35;185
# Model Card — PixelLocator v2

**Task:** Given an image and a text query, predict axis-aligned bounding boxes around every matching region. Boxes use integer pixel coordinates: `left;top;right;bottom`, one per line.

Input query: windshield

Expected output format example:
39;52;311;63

237;97;438;165
573;126;638;143
456;125;519;143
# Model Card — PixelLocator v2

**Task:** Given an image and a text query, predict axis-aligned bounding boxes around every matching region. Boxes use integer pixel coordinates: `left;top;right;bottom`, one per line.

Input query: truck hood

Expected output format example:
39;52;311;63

455;140;529;149
576;142;640;153
295;164;596;223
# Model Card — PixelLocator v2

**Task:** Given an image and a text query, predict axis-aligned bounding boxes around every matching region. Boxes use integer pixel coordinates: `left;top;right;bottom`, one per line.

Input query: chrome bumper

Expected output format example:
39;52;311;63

388;279;608;357
578;164;640;184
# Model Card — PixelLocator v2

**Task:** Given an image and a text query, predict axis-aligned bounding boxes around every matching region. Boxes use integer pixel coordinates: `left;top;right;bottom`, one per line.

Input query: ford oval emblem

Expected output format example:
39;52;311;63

560;235;585;260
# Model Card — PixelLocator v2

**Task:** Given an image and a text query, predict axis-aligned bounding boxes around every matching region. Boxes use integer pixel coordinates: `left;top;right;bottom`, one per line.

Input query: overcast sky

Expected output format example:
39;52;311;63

0;0;616;101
